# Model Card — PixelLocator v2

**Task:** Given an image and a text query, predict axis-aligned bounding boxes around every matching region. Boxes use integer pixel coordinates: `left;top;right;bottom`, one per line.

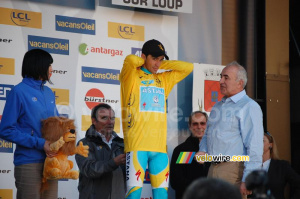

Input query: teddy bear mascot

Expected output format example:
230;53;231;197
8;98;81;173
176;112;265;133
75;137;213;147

41;116;89;191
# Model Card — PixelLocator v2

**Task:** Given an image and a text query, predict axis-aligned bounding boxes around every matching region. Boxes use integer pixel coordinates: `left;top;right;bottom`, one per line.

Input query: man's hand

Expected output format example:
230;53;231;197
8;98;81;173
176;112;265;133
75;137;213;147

114;154;126;166
240;182;252;196
194;151;206;164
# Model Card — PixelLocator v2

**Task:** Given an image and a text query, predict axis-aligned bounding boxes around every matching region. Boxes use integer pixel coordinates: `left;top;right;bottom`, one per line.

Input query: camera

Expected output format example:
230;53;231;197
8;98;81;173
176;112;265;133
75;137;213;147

245;170;275;199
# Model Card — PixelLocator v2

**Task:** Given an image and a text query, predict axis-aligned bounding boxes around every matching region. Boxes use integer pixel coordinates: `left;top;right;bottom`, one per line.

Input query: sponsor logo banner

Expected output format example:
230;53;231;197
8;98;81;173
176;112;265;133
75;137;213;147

0;7;42;28
112;0;193;13
28;35;69;55
0;84;14;101
51;88;70;105
0;139;13;153
52;69;67;75
78;43;123;56
84;88;119;110
81;115;121;133
0;169;12;174
82;66;120;85
108;22;144;41
0;189;13;199
56;15;95;35
0;38;13;43
131;47;167;58
131;47;142;56
0;58;15;75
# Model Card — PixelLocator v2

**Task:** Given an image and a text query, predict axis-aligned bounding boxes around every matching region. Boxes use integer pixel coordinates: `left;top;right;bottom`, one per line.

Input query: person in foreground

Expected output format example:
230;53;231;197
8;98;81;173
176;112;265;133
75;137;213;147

170;111;209;199
0;49;59;199
197;61;264;198
183;178;242;199
75;103;126;199
120;39;194;199
262;131;300;199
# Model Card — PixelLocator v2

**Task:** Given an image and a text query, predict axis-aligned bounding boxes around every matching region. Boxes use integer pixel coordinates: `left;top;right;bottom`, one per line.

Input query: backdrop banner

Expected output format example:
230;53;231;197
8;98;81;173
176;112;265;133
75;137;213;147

0;1;178;198
112;0;193;13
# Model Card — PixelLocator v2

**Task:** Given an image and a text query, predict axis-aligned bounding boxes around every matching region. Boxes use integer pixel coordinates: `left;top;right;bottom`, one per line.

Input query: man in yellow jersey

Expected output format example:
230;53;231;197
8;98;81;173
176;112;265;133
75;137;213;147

120;39;193;199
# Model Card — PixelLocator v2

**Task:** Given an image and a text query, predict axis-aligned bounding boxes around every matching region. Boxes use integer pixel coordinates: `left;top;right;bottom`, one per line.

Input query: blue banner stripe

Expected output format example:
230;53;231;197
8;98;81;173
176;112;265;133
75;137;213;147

28;35;69;55
56;15;95;35
81;66;120;85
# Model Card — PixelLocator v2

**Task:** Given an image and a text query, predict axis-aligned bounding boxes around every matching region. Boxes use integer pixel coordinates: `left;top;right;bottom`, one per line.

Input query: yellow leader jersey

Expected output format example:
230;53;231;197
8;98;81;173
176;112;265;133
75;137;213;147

120;55;193;153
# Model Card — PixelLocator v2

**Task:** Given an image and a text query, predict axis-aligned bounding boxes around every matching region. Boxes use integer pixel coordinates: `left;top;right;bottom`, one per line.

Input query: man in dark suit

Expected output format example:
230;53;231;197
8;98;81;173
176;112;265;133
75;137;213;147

170;111;209;199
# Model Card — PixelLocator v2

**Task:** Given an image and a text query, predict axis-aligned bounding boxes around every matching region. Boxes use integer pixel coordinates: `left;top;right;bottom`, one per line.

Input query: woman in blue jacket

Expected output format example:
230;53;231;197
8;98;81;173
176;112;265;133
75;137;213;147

0;49;59;199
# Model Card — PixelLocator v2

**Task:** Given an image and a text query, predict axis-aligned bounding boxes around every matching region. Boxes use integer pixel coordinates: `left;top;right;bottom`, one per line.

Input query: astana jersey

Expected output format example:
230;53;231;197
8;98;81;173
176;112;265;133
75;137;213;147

120;55;193;153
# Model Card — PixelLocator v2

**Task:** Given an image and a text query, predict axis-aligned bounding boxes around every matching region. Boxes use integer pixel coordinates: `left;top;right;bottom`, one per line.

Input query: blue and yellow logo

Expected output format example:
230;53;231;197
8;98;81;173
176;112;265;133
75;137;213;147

82;66;120;85
28;35;69;55
108;22;144;41
0;58;15;75
56;15;95;35
0;7;41;29
0;138;13;153
51;88;69;105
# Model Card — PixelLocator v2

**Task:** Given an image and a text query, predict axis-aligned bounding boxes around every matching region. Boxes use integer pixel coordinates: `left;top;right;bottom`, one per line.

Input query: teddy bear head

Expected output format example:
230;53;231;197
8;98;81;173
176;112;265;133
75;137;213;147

41;116;77;155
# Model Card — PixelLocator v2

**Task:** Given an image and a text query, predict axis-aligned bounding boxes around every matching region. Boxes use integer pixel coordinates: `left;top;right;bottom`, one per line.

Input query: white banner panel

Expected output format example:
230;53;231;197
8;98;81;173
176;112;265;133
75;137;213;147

0;1;178;198
192;63;225;115
112;0;193;13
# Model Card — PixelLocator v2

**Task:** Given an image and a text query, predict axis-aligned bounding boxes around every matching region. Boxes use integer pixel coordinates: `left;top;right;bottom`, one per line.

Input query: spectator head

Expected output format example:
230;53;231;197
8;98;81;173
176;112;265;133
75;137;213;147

91;103;115;134
183;178;242;199
188;111;208;140
220;61;247;97
264;131;280;160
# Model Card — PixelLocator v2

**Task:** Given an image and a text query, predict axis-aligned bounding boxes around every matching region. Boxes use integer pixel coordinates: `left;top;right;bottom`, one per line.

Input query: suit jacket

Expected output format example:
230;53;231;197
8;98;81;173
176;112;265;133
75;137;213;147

170;135;209;199
267;159;300;199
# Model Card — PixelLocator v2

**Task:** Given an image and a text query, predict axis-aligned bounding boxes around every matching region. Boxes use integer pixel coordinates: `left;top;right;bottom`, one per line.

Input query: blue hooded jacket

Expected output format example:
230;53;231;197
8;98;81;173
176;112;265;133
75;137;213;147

0;78;58;166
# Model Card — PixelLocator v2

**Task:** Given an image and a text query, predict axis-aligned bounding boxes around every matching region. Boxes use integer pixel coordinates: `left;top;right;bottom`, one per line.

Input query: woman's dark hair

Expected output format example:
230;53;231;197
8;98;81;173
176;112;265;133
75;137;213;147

22;49;53;83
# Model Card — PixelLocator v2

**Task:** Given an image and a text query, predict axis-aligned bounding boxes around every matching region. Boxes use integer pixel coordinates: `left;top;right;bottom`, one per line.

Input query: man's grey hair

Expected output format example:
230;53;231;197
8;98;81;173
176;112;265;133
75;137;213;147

226;61;248;88
188;111;208;127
